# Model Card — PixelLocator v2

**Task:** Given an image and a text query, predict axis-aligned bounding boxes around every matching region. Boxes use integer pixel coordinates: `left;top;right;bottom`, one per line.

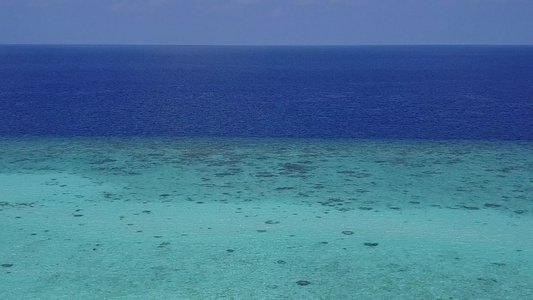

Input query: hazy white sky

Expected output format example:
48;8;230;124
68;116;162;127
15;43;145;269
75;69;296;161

0;0;531;45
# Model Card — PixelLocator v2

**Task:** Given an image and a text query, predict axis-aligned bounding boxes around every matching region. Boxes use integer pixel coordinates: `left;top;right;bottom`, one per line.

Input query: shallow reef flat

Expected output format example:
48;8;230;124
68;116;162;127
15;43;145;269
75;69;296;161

0;137;532;299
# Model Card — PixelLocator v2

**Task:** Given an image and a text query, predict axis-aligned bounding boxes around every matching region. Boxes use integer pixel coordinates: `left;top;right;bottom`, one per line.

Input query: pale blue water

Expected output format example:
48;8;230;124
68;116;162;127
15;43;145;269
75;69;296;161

0;46;532;299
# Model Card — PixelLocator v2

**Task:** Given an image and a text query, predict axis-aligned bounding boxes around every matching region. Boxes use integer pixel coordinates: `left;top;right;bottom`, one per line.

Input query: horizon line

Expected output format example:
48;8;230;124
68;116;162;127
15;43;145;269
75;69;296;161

1;43;532;47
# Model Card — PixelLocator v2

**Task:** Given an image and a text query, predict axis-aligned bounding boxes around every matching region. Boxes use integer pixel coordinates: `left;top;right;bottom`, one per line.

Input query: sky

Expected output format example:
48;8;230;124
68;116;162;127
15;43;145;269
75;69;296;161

0;0;532;45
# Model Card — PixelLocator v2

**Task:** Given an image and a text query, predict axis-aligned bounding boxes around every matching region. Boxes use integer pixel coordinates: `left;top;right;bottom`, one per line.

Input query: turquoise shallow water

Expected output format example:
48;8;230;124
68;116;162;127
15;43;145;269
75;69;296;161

1;137;532;299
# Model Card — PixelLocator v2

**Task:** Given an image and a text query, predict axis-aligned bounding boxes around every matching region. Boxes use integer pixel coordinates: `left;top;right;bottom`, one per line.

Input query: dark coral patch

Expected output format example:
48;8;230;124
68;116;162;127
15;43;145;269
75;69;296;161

296;280;311;286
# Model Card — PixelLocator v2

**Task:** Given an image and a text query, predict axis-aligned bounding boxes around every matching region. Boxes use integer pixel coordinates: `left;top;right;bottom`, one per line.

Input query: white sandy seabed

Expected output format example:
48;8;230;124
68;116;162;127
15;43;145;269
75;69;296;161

0;137;532;300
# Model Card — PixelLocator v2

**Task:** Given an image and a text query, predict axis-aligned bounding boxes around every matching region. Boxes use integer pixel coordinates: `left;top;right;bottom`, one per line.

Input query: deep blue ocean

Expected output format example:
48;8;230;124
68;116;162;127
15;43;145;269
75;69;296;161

1;45;532;139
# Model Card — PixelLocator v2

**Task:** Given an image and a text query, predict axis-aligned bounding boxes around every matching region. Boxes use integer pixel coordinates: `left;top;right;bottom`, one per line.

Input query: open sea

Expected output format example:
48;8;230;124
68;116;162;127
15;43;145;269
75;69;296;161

1;45;532;299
